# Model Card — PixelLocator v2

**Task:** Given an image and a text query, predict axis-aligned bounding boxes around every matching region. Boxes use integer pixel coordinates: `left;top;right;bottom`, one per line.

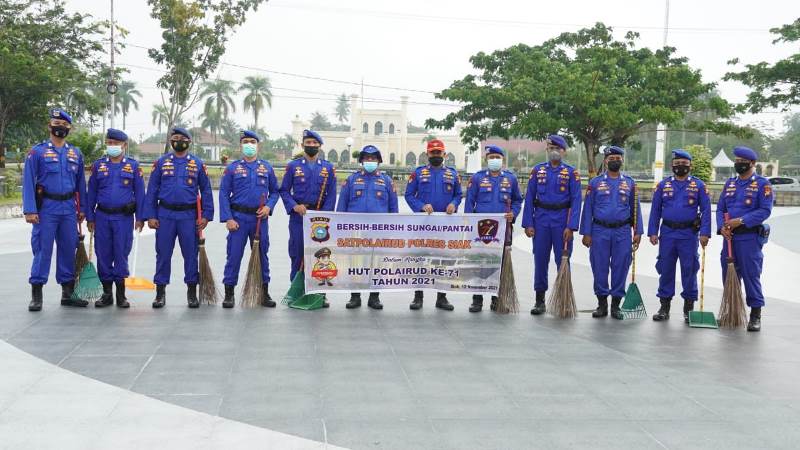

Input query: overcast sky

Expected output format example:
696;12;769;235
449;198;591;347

64;0;799;143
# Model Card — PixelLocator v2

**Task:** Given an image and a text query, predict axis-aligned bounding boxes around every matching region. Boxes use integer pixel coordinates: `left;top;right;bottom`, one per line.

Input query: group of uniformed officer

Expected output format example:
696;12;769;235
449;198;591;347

22;109;772;331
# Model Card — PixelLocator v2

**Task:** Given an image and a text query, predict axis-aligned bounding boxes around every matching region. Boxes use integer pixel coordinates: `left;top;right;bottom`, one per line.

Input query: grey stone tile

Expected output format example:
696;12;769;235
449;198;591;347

219;391;323;420
150;394;222;416
325;418;443;450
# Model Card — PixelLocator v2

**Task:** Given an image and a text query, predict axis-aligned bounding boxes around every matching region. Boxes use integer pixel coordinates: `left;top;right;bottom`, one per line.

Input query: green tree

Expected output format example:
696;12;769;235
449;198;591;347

421;134;438;143
68;129;105;163
310;111;332;130
334;93;350;123
0;0;107;148
239;75;272;130
426;23;741;175
151;104;170;134
685;144;713;182
767;113;800;165
200;108;222;147
200;79;236;149
147;0;267;152
113;81;142;130
725;18;800;112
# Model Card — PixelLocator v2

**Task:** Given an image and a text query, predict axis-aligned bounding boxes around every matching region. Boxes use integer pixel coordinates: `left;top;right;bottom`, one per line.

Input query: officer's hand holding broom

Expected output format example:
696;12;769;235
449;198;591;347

632;234;641;251
699;235;709;247
257;205;270;218
87;222;95;233
562;228;573;242
196;217;208;231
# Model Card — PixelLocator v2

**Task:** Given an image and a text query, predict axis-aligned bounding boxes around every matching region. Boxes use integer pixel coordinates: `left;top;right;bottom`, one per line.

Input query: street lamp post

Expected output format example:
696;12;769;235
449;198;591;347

345;136;354;166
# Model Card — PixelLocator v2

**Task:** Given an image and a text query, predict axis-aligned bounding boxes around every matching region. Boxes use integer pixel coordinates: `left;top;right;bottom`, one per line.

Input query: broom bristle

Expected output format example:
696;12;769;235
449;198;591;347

75;235;89;280
547;254;577;319
495;246;519;314
240;238;263;308
719;261;748;329
198;243;219;305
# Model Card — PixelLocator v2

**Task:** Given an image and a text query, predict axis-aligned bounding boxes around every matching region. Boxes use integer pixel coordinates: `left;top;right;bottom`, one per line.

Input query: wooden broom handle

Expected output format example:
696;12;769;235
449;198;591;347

255;194;265;239
196;195;204;240
315;171;329;210
723;212;733;258
562;208;572;252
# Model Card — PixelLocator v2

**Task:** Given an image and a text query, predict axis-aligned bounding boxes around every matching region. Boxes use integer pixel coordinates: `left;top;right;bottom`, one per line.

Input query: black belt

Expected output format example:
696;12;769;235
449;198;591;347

97;202;136;215
534;199;570;210
663;219;695;230
41;191;74;201
593;218;631;228
733;226;759;234
231;203;259;214
158;200;196;211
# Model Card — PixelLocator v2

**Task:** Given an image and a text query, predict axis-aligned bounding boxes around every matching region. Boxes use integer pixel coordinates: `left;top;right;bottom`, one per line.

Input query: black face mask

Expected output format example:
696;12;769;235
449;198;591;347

171;141;190;152
429;156;444;167
734;162;751;175
50;125;70;138
304;146;320;157
672;166;690;177
606;160;622;172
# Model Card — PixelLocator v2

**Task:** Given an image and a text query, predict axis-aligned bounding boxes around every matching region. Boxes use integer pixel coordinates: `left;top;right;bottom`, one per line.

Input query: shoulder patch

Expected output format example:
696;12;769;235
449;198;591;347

764;184;772;197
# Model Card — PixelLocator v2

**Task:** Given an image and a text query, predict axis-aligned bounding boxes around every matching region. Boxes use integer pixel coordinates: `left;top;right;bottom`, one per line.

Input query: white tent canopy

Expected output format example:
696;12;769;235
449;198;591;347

712;149;734;168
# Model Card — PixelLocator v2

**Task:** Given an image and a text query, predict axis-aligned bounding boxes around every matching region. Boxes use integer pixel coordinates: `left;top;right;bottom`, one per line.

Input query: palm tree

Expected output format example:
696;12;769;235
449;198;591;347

200;108;223;146
238;76;272;130
334;93;350;123
151;104;169;135
201;79;237;149
113;81;142;130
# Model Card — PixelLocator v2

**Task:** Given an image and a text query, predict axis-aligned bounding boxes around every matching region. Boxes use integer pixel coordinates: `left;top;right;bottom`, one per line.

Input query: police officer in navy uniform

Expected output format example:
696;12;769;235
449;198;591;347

337;145;399;310
279;129;337;308
464;145;522;312
143;127;214;308
717;146;773;332
23;109;88;311
219;130;280;308
521;135;582;315
580;146;643;319
405;139;463;311
86;128;145;308
647;149;711;322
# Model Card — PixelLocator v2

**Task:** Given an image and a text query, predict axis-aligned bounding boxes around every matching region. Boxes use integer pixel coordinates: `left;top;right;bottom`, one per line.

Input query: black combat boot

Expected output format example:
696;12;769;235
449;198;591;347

490;296;498;311
28;284;43;312
346;293;362;309
592;295;608;318
61;281;88;307
610;296;624;320
435;292;454;311
262;284;276;307
652;297;671;321
187;283;199;308
367;292;383;310
95;281;114;307
747;307;761;332
530;291;547;315
683;299;694;323
410;290;423;310
115;280;129;308
469;295;483;313
222;285;235;308
152;284;166;308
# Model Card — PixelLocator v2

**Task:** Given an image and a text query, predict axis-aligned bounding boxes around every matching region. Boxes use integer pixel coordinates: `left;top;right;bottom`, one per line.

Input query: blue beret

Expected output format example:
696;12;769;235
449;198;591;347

171;127;191;140
671;149;692;161
733;146;758;161
547;135;567;150
604;145;625;156
49;108;72;124
484;145;505;156
359;145;382;162
240;130;260;142
106;128;128;142
303;129;324;145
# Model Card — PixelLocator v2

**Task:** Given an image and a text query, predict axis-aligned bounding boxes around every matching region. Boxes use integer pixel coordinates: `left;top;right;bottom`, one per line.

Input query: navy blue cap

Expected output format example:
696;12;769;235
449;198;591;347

303;129;324;145
359;145;382;163
171;127;192;140
50;108;73;124
604;145;625;156
240;130;260;142
733;146;758;161
484;145;505;156
671;149;692;161
106;128;128;142
547;135;567;150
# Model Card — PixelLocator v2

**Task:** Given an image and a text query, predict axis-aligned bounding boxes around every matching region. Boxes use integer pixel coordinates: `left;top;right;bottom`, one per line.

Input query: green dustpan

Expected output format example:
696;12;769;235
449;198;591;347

282;270;325;310
689;247;718;329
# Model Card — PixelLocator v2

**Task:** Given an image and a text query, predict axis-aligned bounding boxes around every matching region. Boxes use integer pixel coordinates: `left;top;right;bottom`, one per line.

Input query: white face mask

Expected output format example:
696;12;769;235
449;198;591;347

242;143;257;158
106;145;123;157
487;158;503;172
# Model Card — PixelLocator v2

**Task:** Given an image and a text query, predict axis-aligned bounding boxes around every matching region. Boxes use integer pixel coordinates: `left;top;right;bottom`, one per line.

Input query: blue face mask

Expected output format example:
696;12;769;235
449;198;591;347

242;143;257;158
363;161;379;173
106;145;123;157
487;158;503;172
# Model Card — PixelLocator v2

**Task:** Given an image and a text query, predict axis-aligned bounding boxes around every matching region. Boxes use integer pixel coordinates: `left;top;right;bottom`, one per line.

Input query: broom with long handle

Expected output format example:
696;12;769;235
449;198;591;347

495;199;519;314
241;194;266;308
718;212;748;329
74;193;89;278
196;195;219;305
546;209;577;319
688;245;718;328
125;230;156;290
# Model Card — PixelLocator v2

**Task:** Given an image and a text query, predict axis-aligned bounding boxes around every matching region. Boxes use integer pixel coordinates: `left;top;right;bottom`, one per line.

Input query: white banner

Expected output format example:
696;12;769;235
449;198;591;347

302;212;506;294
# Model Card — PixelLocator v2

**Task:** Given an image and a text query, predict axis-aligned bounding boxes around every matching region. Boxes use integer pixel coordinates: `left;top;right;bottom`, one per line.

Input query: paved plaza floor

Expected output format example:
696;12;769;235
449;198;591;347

1;200;800;449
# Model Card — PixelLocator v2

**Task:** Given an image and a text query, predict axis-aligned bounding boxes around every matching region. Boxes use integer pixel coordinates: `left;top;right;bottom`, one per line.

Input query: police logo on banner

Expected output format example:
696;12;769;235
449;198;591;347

310;216;331;242
476;219;500;244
